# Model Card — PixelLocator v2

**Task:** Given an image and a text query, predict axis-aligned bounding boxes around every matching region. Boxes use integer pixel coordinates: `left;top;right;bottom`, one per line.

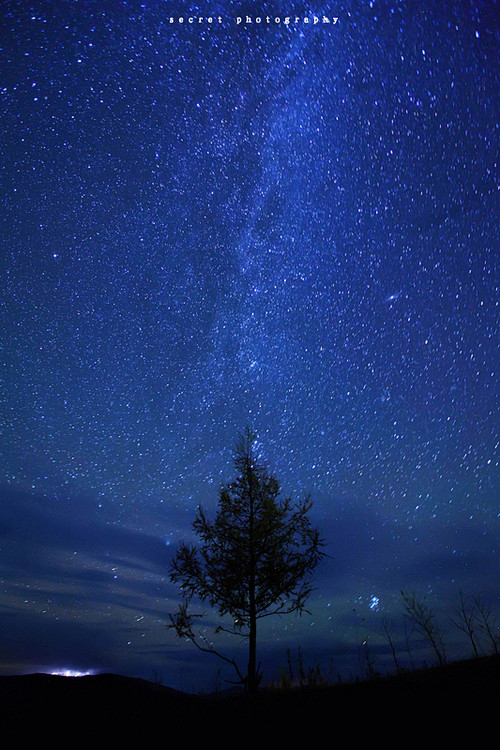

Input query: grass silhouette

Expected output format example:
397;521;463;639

1;654;498;742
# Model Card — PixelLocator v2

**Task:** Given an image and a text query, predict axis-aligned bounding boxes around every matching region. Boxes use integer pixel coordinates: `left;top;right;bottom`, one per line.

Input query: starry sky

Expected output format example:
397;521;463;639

1;0;498;691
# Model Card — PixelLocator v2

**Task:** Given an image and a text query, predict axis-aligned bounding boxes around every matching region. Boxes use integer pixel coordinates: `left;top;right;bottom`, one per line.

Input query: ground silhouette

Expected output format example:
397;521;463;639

1;655;498;743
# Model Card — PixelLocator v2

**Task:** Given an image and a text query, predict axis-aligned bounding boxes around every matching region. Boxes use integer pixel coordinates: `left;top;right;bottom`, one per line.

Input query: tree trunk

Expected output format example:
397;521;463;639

247;454;257;697
247;607;257;697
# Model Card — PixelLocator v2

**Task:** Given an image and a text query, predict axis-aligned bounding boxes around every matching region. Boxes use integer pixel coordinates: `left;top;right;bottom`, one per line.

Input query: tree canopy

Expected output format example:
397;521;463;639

168;428;325;694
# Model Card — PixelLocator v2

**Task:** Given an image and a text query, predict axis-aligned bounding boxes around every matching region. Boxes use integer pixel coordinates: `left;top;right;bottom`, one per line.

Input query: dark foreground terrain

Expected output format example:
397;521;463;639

1;654;498;742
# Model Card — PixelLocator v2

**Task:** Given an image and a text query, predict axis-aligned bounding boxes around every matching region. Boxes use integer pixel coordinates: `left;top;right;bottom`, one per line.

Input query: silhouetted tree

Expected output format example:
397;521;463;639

449;590;480;658
358;636;379;679
473;595;500;655
167;428;325;696
401;590;447;666
381;616;403;673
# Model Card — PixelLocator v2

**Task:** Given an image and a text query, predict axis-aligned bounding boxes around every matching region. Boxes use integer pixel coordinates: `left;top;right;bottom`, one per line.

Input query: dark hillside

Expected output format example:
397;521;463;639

1;655;498;742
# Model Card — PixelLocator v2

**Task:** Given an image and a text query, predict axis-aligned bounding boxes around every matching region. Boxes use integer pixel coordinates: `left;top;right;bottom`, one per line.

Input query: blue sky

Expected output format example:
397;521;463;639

1;0;498;691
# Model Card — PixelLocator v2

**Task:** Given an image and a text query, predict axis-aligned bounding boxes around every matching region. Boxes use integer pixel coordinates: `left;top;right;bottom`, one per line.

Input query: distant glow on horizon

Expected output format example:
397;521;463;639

49;669;95;677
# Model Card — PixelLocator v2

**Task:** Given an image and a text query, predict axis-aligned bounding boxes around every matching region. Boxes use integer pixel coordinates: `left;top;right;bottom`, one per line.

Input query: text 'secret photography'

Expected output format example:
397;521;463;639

166;15;338;25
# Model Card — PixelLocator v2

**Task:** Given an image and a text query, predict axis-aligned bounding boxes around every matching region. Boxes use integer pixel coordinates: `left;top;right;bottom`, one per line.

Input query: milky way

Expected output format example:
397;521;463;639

1;1;498;689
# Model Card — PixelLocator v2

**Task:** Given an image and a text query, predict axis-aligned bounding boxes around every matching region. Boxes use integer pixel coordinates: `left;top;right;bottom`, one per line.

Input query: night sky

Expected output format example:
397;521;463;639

1;0;498;692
